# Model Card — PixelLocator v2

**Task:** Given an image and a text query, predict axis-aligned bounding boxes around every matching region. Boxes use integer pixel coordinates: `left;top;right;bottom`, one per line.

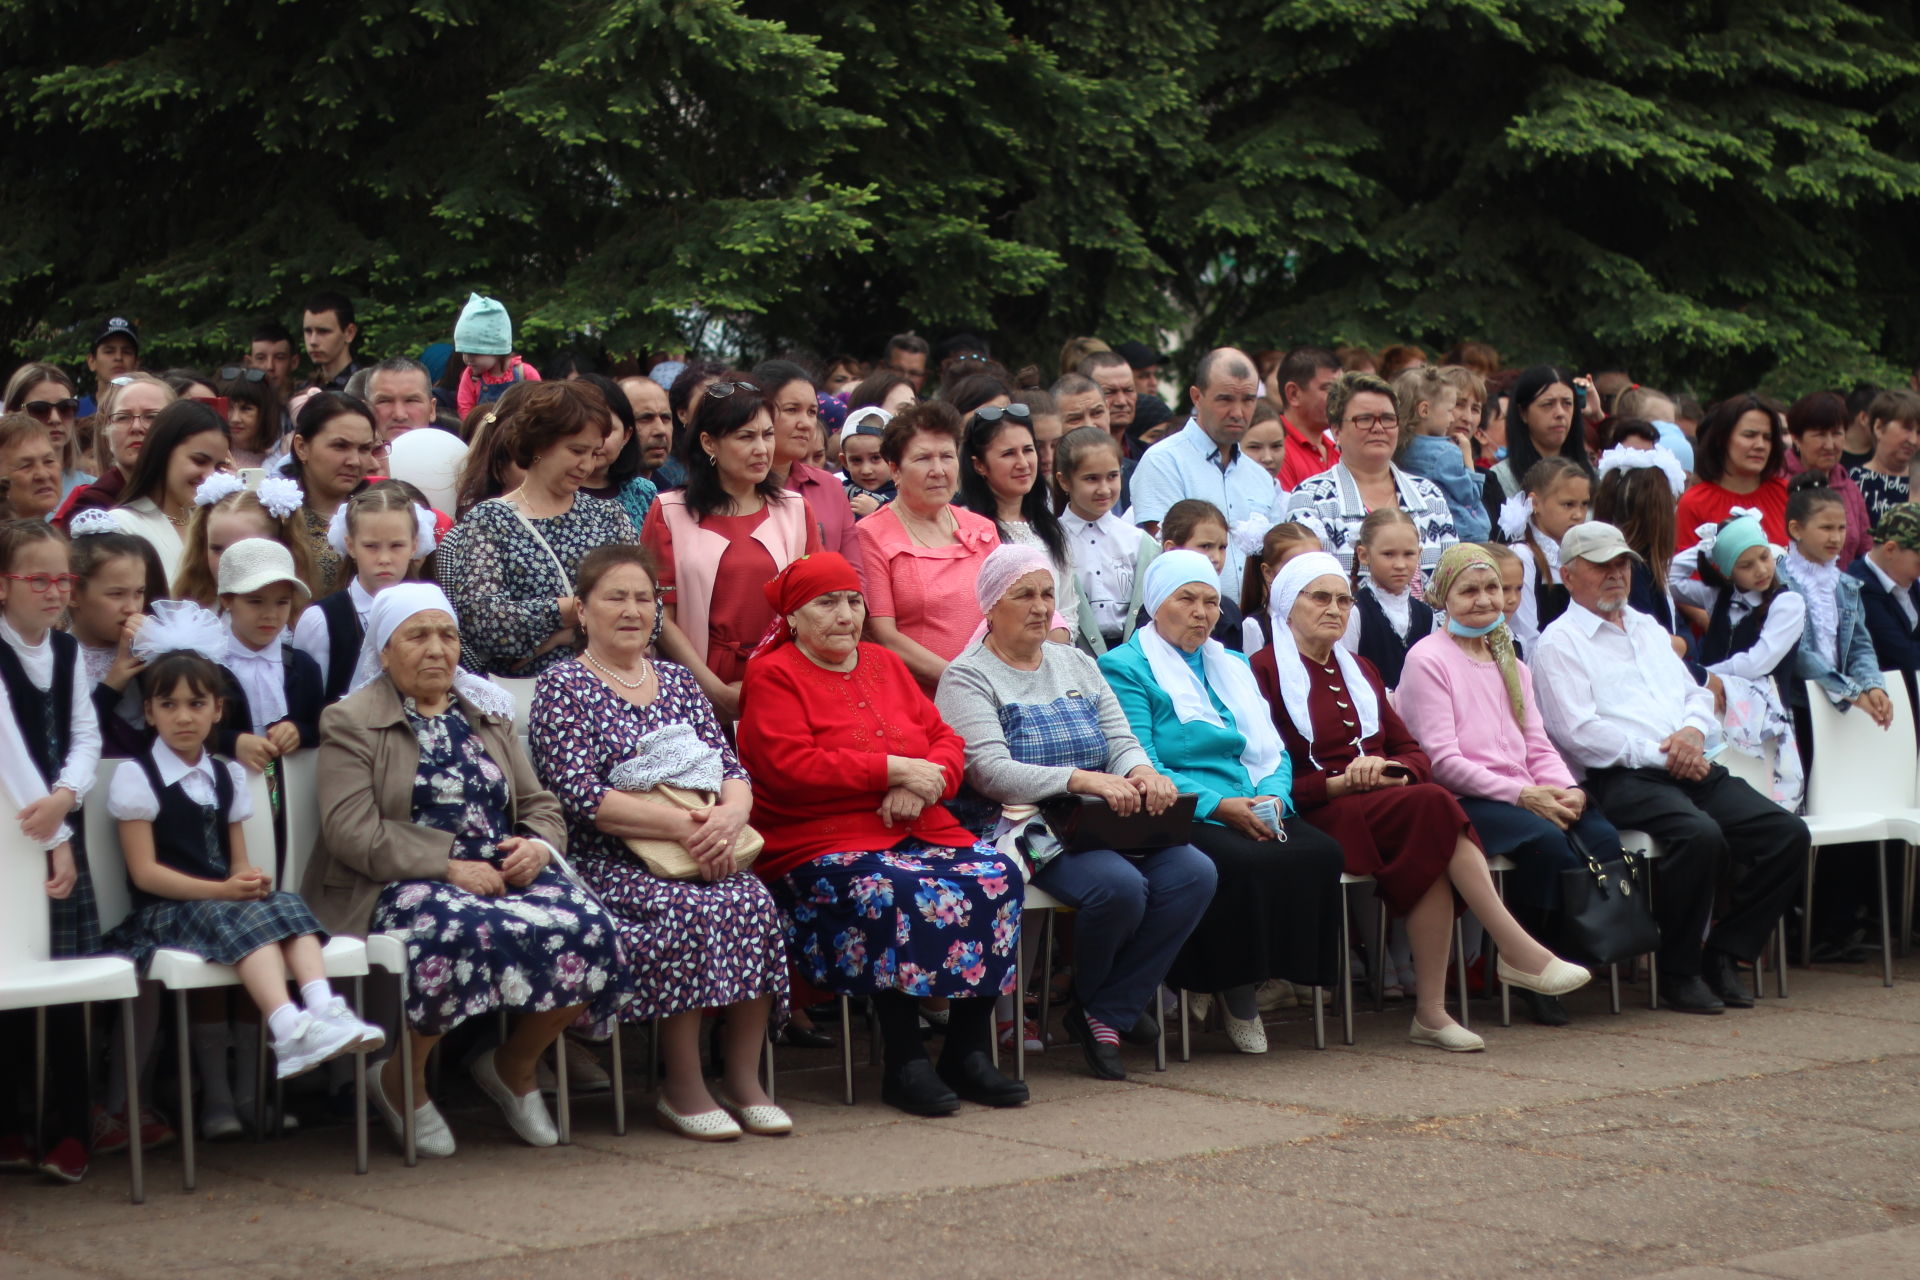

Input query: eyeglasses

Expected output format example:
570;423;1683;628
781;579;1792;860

3;573;79;593
1301;589;1357;610
107;410;162;427
705;381;760;399
1345;414;1399;434
21;398;79;422
970;404;1032;427
218;366;268;383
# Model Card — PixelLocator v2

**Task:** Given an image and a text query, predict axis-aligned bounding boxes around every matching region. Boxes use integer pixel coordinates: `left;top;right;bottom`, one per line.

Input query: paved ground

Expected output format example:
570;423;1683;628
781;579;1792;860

5;955;1918;1280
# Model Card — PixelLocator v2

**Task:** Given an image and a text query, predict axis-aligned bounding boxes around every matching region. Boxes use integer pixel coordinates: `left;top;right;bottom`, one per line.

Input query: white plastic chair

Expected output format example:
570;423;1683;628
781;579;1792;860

1801;678;1901;987
1;816;144;1202
90;759;372;1189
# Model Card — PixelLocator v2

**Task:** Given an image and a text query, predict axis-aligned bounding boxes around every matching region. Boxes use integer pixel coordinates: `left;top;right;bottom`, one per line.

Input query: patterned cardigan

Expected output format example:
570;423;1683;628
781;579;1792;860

1283;461;1459;583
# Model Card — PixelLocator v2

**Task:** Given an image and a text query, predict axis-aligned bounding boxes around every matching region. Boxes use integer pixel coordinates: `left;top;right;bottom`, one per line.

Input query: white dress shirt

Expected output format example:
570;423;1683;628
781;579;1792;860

291;577;374;674
1130;419;1281;603
1061;508;1141;637
1533;601;1719;776
107;741;252;823
224;619;289;735
1;616;101;802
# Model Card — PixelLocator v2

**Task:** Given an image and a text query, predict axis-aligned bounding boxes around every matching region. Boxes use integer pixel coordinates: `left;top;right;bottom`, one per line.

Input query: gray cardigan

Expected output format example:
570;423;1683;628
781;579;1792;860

935;640;1152;803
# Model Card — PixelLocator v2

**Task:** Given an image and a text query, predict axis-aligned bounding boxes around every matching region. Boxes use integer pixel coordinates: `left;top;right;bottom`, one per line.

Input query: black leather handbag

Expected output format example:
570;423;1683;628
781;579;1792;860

1037;793;1198;856
1553;832;1660;967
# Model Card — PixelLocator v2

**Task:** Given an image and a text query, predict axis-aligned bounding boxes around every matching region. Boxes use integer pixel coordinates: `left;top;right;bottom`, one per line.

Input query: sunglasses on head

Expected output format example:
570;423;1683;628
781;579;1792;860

970;404;1032;428
218;366;268;383
20;398;80;422
704;380;760;399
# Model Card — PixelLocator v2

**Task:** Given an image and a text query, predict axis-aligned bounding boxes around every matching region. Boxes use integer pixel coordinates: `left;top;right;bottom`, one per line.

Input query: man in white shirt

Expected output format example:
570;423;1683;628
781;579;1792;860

1534;522;1807;1015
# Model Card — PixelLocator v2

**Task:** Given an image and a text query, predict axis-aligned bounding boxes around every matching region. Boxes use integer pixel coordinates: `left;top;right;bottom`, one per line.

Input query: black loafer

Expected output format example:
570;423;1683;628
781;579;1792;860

937;1050;1030;1108
778;1022;836;1049
1065;1006;1127;1081
1518;990;1571;1026
1702;950;1756;1008
1118;1006;1162;1048
880;1059;961;1117
1658;974;1726;1015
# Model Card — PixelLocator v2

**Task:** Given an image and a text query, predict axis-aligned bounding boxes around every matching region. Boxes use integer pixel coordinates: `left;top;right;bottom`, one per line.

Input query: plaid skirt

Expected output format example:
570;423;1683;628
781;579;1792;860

104;890;323;971
49;827;102;959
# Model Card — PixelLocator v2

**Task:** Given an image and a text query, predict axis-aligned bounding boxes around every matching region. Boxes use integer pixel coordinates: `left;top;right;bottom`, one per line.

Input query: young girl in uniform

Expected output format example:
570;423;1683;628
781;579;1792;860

1497;456;1591;648
1055;426;1158;653
291;481;435;701
1339;507;1433;690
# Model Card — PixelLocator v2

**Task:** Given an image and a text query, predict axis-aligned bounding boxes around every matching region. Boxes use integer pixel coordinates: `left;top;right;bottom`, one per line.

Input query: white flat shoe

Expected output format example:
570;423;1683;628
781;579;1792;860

536;1044;612;1096
473;1049;558;1147
1221;1007;1268;1054
1409;1016;1485;1053
367;1062;455;1158
716;1092;793;1136
1498;956;1592;998
655;1099;741;1142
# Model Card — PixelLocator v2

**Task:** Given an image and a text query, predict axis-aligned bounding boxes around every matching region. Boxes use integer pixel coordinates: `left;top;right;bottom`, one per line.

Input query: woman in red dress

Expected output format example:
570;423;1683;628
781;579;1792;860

1250;551;1590;1053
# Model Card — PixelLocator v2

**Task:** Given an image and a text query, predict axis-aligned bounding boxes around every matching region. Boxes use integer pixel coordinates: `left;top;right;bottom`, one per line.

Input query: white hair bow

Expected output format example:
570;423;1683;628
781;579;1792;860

326;501;439;560
1229;513;1274;558
1497;491;1535;542
193;472;246;508
67;508;123;538
130;600;229;665
1596;445;1685;497
255;475;305;520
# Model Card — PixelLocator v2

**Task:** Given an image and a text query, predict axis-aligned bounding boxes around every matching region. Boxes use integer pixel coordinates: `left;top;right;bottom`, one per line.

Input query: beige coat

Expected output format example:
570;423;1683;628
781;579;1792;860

300;673;567;938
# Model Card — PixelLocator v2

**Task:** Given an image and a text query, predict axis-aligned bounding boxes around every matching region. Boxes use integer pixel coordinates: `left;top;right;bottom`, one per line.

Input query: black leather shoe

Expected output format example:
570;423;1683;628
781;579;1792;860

1702;950;1756;1008
937;1050;1030;1108
778;1022;836;1049
1119;1005;1162;1048
1065;1006;1127;1081
1518;990;1571;1026
880;1059;961;1117
1658;974;1726;1015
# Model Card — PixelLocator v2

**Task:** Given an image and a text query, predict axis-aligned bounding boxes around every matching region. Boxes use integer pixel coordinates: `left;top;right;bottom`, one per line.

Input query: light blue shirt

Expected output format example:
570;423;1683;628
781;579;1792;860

1129;418;1280;604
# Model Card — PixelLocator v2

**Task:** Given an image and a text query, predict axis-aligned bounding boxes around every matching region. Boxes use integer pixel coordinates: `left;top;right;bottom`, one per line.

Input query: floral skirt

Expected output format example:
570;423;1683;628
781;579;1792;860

773;840;1022;999
579;854;790;1028
371;863;631;1036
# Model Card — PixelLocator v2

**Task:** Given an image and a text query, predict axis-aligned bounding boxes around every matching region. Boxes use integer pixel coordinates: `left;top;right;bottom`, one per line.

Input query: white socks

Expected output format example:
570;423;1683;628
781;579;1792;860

266;1002;304;1043
301;980;335;1013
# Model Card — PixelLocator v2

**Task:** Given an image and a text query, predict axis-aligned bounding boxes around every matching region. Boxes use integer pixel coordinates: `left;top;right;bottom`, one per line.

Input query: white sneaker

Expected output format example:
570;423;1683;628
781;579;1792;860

473;1049;558;1147
272;1012;361;1080
367;1061;455;1158
317;998;387;1054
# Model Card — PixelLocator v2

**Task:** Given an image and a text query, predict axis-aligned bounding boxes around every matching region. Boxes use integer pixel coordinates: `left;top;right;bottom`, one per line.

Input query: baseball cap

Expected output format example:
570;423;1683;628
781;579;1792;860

93;316;139;351
840;405;891;445
1114;340;1165;370
1558;521;1645;566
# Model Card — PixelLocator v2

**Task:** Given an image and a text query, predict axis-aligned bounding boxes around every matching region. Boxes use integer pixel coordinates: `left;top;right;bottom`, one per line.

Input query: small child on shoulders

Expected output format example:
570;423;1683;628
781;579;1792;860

454;293;542;419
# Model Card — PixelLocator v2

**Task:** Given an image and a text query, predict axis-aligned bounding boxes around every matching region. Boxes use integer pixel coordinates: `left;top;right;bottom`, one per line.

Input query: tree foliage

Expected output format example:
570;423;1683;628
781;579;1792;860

2;0;1915;396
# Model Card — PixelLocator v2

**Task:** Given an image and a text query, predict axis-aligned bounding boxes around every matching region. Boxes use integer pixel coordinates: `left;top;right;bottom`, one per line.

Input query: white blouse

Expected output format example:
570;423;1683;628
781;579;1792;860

107;742;252;823
1667;545;1807;682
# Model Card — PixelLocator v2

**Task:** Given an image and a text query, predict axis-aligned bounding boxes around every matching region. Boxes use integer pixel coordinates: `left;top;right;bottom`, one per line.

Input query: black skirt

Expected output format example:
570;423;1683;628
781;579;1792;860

1168;817;1346;992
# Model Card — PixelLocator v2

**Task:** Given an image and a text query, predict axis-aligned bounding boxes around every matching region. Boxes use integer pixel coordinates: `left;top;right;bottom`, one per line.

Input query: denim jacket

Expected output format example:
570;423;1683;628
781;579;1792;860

1398;435;1492;542
1780;561;1884;705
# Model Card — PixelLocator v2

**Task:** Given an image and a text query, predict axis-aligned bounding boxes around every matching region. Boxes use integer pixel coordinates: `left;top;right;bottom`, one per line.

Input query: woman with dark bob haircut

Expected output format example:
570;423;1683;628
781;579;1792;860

1676;393;1790;549
436;380;633;675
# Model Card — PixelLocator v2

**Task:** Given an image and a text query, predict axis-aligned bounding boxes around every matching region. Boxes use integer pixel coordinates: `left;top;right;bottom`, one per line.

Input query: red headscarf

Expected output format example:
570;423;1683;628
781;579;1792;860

755;552;864;655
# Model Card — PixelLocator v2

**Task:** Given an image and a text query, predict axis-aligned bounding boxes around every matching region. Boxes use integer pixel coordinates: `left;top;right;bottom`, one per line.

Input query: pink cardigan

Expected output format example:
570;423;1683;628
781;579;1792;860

1394;631;1575;805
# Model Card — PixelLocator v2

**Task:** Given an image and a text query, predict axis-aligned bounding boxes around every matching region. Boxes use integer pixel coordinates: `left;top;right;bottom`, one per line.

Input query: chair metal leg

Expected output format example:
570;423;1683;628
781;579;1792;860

253;1012;269;1142
1752;931;1768;1003
398;974;416;1167
553;1032;571;1145
1900;844;1916;958
1645;872;1660;1011
1774;917;1789;998
610;1025;626;1135
1178;989;1191;1062
839;994;855;1106
1311;984;1325;1050
1036;908;1057;1051
352;977;368;1175
1876;840;1895;988
121;998;144;1203
32;1007;45;1148
1340;901;1355;1046
1373;900;1388;1013
1607;962;1621;1015
1800;848;1820;968
1453;917;1470;1030
1154;986;1169;1070
1492;869;1511;1028
762;1031;776;1105
646;1018;659;1093
175;989;195;1192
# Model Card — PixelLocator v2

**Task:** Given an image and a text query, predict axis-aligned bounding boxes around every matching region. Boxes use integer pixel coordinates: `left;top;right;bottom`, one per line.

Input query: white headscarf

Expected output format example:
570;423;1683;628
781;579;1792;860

348;582;514;720
1135;550;1283;789
1266;551;1380;768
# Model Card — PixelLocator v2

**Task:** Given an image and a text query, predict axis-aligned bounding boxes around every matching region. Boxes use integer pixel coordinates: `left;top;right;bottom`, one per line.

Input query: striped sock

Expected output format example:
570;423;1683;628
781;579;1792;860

1084;1014;1120;1046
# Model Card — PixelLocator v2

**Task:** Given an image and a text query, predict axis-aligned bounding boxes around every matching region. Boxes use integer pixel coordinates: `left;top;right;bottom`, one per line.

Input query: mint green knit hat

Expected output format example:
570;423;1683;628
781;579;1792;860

453;292;512;356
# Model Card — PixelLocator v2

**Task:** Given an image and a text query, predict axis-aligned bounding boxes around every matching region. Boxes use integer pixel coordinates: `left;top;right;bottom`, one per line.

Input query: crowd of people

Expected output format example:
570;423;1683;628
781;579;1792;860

4;295;1918;1186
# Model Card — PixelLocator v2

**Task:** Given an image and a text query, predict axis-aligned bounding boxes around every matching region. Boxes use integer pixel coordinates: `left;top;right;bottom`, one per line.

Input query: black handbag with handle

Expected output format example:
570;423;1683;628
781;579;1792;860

1037;793;1198;856
1553;830;1660;967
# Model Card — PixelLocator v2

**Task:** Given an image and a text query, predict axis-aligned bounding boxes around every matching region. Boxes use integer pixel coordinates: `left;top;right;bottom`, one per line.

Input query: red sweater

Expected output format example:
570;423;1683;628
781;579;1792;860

1674;476;1789;551
738;641;973;880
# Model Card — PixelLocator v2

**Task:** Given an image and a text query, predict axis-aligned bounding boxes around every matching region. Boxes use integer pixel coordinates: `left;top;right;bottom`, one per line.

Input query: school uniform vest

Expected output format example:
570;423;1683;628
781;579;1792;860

1701;588;1796;681
130;749;233;908
315;591;364;700
0;629;76;787
1353;586;1434;690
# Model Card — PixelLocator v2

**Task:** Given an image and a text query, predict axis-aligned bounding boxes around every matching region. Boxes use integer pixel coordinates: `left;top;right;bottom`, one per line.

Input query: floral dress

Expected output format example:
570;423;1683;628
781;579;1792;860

436;494;640;676
530;658;789;1027
369;701;629;1035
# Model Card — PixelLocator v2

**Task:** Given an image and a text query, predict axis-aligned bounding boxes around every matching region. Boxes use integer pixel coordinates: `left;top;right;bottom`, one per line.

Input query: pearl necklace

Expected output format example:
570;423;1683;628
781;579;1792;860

585;648;652;690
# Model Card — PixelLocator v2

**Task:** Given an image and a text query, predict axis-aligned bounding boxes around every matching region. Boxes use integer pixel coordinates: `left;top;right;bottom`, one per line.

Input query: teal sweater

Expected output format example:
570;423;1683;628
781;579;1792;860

1098;634;1293;822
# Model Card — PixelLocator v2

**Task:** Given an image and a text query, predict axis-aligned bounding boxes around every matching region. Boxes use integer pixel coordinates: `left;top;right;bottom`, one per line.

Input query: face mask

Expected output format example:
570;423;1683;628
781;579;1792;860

1446;615;1502;638
1494;446;1508;461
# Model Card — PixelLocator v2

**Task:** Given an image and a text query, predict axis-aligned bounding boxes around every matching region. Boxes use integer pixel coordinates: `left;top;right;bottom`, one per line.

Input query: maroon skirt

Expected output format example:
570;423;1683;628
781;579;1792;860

1299;782;1478;916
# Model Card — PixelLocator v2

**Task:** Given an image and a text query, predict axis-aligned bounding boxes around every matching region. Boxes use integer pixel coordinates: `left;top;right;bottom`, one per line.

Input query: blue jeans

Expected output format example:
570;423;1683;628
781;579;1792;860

1032;844;1217;1033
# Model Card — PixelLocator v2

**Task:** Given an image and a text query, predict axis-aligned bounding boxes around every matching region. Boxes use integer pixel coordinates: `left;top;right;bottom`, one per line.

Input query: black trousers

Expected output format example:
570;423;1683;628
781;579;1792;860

1582;764;1808;977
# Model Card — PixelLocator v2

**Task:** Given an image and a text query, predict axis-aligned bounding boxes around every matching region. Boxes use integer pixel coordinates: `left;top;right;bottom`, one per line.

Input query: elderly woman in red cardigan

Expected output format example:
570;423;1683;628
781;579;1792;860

738;552;1027;1118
